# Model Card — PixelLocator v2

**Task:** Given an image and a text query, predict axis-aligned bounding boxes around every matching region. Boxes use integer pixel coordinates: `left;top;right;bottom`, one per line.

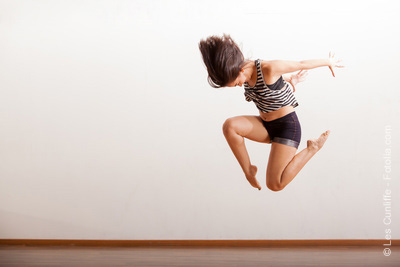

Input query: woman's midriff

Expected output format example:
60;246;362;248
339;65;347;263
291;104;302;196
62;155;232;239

259;105;294;122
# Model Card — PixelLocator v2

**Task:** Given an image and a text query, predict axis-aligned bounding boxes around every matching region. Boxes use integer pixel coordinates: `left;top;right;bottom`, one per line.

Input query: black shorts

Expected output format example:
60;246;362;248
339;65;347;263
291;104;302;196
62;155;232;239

261;111;301;149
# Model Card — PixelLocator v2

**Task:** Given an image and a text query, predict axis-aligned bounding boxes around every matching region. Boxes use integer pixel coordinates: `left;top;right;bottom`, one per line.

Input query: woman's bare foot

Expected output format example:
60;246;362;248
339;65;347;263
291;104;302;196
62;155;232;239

307;130;331;153
245;165;262;190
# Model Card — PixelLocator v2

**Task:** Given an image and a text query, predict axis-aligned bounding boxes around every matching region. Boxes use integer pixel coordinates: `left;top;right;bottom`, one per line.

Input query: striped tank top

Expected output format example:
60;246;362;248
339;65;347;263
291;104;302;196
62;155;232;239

243;58;299;113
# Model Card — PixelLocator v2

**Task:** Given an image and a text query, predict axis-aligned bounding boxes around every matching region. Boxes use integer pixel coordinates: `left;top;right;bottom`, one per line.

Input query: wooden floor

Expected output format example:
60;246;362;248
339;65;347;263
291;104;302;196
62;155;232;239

0;245;399;266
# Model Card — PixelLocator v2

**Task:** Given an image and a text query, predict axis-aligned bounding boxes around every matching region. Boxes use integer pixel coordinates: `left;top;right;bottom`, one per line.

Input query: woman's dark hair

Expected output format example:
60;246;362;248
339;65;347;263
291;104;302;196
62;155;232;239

198;33;248;88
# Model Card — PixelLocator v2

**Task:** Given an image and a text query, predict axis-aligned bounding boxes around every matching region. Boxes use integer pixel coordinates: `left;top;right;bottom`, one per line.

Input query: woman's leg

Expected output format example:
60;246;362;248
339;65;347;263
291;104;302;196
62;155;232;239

266;130;331;191
222;115;271;190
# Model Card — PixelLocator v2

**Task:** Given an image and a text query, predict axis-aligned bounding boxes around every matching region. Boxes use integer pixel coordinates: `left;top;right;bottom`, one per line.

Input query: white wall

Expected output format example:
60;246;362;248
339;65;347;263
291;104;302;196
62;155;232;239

0;0;399;240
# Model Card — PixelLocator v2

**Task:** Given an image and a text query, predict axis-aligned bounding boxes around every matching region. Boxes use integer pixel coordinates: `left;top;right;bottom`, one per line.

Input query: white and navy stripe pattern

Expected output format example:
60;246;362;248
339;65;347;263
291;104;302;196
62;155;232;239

244;58;299;113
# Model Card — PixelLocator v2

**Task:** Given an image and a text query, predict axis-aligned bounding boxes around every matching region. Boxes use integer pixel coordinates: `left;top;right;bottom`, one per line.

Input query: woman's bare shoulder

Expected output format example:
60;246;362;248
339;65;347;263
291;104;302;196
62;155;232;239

260;60;281;85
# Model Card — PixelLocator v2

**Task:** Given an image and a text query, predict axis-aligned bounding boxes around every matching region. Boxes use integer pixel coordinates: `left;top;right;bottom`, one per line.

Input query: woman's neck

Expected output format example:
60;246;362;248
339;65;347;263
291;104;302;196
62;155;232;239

243;60;257;84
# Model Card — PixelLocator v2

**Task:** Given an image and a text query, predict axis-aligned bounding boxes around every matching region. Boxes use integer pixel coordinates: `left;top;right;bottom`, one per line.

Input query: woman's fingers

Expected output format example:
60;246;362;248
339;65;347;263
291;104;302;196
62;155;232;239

297;69;307;76
328;52;344;75
301;70;308;77
336;59;345;68
295;70;308;82
329;65;335;77
299;72;307;78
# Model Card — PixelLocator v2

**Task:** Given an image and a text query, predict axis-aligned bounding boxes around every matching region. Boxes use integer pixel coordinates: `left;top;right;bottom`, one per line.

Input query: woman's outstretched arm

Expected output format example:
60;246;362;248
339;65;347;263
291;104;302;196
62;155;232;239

266;59;329;75
300;59;330;69
265;52;344;78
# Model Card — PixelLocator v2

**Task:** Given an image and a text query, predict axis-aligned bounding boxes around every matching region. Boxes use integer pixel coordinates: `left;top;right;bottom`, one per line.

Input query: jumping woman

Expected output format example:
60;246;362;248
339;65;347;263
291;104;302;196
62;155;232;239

198;34;344;191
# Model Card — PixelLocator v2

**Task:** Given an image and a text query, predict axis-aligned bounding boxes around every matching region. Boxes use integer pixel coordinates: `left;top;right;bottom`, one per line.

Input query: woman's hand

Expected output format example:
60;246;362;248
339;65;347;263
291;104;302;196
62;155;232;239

328;51;344;77
289;70;308;92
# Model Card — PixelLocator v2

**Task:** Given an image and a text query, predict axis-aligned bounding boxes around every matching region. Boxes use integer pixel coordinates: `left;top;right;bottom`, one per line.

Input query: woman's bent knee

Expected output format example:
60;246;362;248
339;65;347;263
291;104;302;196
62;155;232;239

267;181;285;192
222;118;237;135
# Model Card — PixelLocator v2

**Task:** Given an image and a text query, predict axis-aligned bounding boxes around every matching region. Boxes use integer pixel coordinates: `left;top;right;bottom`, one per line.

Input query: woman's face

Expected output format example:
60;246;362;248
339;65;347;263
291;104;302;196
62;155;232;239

226;69;246;87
